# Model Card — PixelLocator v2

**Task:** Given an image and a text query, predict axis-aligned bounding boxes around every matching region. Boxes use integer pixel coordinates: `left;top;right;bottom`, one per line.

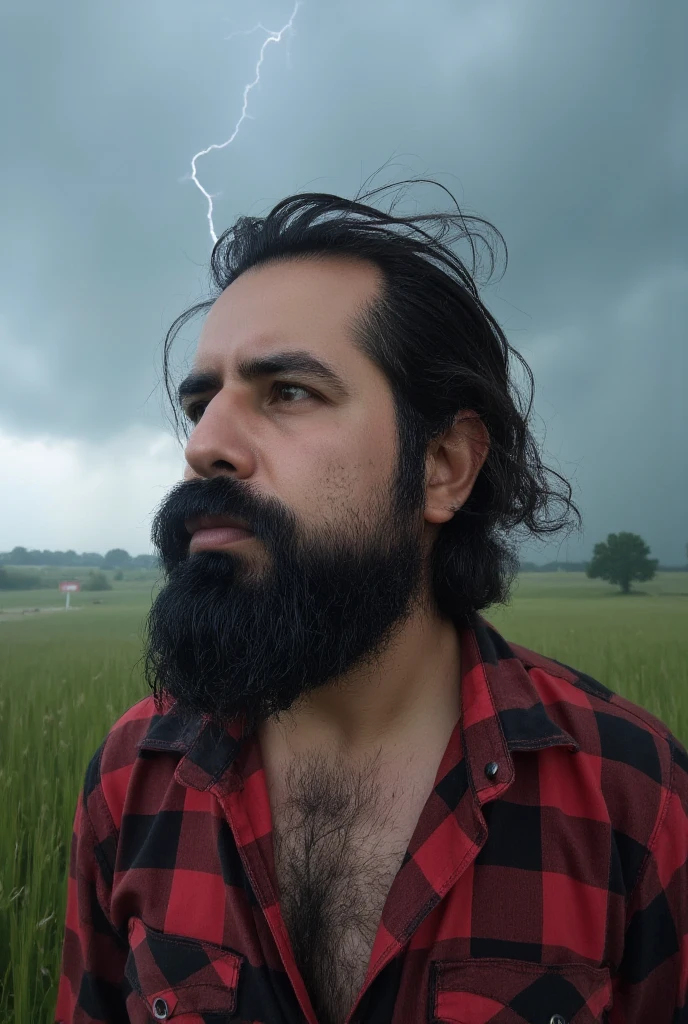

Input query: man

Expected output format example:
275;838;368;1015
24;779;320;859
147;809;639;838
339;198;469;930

55;185;687;1024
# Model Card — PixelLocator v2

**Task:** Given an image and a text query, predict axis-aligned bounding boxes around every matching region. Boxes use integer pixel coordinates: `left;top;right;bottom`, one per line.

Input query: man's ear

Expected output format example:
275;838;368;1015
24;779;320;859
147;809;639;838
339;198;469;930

424;411;490;526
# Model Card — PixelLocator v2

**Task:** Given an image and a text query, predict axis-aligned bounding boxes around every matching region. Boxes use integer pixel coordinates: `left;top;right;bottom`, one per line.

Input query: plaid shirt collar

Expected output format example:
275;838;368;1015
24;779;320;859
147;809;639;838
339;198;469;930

137;612;580;799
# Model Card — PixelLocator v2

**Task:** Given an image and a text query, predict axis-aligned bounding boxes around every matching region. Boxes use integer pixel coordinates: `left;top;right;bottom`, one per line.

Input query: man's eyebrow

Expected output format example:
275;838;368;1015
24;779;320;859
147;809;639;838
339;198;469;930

177;350;352;406
177;370;223;406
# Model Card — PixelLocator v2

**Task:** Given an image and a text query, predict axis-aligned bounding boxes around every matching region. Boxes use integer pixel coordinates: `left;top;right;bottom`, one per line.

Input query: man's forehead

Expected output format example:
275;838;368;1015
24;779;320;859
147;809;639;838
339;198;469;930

192;326;352;387
199;256;381;352
198;297;333;366
196;320;293;360
196;306;357;375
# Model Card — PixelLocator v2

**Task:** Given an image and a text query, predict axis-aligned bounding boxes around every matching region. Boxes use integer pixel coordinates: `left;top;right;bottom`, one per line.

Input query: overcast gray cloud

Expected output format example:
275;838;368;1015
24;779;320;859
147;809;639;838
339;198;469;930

1;0;686;561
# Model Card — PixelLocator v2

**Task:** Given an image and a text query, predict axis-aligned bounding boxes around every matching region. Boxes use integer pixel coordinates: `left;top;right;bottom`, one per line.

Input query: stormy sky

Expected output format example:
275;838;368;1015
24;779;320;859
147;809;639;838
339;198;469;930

1;0;686;564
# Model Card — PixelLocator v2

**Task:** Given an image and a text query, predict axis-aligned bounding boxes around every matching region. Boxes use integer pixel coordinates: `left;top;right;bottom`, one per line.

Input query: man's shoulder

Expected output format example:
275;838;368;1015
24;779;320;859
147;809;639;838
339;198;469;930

81;695;171;832
507;635;688;805
99;693;163;765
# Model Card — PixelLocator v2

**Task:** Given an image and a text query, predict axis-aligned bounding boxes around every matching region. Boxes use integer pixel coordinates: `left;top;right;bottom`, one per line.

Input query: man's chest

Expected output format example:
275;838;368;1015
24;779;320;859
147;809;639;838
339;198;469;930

272;815;407;1024
267;753;435;1024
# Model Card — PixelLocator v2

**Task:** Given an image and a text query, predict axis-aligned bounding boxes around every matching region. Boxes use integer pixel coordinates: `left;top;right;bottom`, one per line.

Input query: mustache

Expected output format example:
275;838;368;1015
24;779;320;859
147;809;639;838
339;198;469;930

151;477;270;572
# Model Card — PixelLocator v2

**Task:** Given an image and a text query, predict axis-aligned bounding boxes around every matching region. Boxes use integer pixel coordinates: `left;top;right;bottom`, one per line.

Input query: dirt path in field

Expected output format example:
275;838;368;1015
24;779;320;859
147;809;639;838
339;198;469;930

0;606;83;623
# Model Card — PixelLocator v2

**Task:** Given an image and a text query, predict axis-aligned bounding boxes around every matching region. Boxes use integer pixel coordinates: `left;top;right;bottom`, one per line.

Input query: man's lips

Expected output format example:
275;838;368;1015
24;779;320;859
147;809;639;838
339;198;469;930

185;515;255;553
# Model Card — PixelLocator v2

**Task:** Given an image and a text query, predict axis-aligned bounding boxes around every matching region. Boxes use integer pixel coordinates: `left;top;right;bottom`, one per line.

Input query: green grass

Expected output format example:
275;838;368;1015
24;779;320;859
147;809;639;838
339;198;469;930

1;571;687;1022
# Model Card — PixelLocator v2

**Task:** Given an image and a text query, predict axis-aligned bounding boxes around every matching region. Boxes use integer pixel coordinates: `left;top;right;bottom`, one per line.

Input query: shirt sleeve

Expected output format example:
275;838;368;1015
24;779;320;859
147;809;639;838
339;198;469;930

54;758;130;1023
611;738;688;1021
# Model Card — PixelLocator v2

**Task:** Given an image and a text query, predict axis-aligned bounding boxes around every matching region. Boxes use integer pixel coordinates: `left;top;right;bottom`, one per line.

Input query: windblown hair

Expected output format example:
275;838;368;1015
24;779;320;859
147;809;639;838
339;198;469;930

162;178;582;623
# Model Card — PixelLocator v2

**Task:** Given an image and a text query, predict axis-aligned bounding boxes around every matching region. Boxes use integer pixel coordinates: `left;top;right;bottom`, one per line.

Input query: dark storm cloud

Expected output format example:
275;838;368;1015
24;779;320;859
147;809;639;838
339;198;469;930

0;0;685;561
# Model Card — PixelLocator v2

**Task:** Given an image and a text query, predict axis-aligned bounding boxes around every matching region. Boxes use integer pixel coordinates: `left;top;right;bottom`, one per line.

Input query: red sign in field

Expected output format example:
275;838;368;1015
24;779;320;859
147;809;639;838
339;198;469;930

58;581;81;593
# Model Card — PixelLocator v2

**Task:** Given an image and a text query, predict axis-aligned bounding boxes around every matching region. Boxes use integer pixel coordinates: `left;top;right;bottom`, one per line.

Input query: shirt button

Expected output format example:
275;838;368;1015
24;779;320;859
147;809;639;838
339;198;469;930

550;1015;567;1024
152;997;170;1020
484;761;499;780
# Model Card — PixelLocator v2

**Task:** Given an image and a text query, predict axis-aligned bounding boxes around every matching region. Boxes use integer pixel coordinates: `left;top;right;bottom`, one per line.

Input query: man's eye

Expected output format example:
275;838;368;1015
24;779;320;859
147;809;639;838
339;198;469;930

185;383;315;423
186;401;207;423
270;382;315;404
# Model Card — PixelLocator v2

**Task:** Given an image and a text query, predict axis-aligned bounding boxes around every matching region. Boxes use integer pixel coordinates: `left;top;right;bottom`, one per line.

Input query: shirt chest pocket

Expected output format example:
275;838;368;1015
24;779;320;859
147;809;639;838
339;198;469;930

124;917;245;1023
430;958;613;1024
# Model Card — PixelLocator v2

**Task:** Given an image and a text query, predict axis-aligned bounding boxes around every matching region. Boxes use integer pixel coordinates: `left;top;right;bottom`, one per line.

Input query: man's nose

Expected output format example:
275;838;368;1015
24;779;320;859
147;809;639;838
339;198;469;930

183;395;254;481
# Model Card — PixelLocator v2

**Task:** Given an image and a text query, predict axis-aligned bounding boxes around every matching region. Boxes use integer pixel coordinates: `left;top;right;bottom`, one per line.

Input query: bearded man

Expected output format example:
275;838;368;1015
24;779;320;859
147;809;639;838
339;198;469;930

55;184;688;1024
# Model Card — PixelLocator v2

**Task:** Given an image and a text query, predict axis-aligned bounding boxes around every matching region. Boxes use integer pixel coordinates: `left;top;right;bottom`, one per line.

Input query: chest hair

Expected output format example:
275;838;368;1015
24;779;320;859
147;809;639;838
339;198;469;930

271;747;411;1024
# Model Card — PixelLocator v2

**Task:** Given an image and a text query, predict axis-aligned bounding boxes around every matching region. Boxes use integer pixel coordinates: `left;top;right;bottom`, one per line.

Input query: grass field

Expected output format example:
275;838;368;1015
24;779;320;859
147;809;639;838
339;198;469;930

1;570;687;1022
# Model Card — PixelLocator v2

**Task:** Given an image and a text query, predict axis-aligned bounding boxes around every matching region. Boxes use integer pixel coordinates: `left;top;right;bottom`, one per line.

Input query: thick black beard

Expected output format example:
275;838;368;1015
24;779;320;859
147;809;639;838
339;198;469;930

143;468;430;734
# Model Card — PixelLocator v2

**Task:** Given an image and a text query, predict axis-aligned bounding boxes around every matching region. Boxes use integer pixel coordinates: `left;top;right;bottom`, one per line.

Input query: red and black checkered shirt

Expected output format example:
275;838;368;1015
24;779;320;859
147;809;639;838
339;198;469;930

55;614;688;1023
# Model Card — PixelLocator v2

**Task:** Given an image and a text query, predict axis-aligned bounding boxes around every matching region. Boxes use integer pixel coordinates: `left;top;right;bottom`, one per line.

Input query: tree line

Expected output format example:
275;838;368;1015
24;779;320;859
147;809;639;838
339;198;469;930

0;547;158;569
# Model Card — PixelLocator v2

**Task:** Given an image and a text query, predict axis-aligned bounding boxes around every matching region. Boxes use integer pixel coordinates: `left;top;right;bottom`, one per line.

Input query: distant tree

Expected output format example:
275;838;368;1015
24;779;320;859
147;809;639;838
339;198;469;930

113;570;124;581
103;548;131;569
586;532;658;594
81;570;112;591
81;552;105;567
131;553;159;569
7;546;29;565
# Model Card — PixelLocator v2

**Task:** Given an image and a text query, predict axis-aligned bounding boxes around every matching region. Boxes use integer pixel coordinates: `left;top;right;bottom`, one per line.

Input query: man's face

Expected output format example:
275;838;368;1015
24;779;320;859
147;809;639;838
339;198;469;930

144;256;433;731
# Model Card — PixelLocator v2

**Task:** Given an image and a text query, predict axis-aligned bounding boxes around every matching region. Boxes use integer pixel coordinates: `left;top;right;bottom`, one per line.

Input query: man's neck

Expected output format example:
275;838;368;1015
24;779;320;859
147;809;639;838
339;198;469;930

257;610;463;768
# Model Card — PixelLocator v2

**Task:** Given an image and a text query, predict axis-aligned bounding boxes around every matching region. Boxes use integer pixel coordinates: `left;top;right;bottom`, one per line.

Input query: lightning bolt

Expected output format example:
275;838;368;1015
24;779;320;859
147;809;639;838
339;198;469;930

190;1;301;245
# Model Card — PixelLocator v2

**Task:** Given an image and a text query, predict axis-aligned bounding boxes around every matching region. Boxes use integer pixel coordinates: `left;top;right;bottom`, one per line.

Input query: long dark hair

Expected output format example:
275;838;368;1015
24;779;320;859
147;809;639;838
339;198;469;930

161;179;582;623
